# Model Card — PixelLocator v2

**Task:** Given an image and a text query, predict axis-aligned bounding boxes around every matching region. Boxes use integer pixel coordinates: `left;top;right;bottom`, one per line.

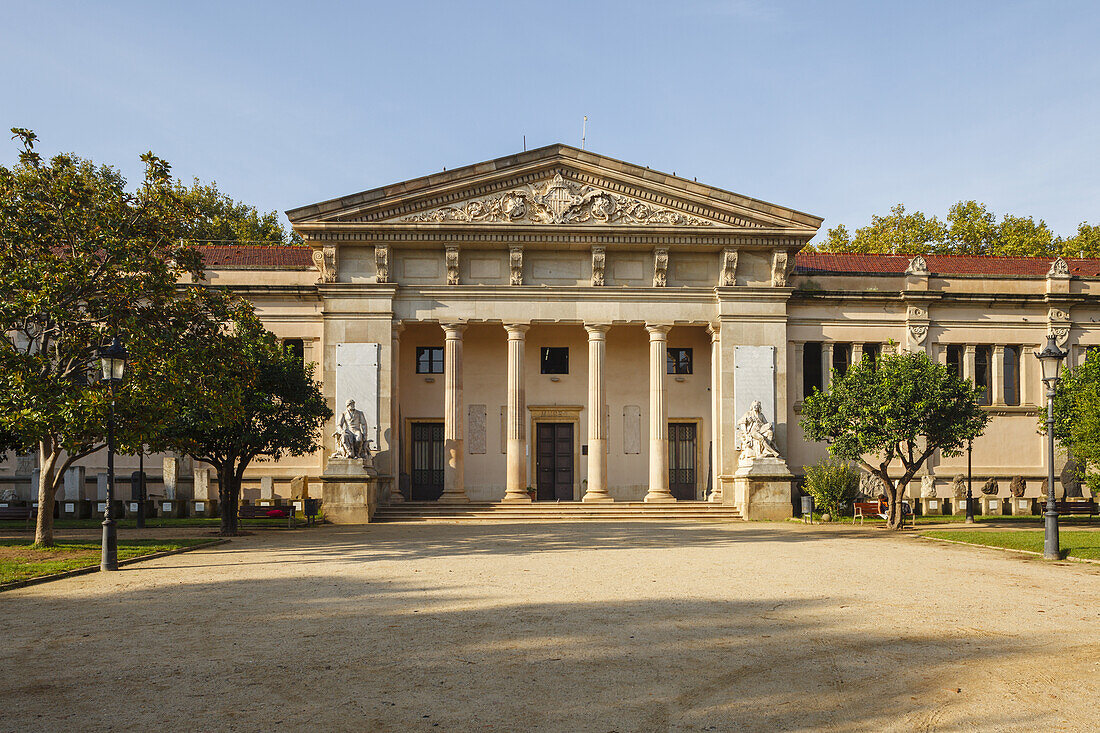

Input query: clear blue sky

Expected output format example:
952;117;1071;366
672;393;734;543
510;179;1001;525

3;0;1097;240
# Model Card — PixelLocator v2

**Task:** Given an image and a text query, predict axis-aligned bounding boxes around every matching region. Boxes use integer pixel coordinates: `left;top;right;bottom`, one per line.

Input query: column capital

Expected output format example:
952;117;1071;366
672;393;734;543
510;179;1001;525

584;323;611;337
706;322;720;340
441;321;467;338
392;320;405;337
503;322;530;336
645;323;672;338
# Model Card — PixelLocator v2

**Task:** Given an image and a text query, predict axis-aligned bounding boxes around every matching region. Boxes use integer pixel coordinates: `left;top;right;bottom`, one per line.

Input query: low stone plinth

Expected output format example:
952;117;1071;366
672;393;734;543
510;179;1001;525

191;499;219;518
320;458;379;524
734;458;794;520
919;497;950;516
982;496;1003;515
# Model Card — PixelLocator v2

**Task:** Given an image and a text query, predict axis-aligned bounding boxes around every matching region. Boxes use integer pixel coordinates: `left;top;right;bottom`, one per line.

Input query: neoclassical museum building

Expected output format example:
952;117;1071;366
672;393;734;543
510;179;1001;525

3;145;1098;520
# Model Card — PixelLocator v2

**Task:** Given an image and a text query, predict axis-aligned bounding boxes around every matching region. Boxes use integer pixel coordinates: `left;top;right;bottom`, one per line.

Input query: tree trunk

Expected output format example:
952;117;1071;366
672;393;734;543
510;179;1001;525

218;464;240;536
34;439;60;546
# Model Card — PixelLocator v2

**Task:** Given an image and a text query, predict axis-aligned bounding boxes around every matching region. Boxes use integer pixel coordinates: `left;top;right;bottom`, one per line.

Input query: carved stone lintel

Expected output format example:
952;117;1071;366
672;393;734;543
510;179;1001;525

509;246;523;285
1048;257;1070;279
653;247;668;287
720;248;738;286
445;245;460;285
771;251;792;287
591;246;606;286
374;244;390;283
906;255;929;275
312;246;336;283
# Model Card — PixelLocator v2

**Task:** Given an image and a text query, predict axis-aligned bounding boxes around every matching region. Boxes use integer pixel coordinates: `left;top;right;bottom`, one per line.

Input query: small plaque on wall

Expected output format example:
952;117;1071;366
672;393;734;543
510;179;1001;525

195;501;205;513
65;502;75;513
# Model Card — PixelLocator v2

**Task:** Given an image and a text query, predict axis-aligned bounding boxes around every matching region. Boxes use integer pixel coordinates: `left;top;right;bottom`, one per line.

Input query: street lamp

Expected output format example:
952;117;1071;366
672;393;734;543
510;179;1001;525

99;336;127;571
1035;334;1066;560
965;438;975;524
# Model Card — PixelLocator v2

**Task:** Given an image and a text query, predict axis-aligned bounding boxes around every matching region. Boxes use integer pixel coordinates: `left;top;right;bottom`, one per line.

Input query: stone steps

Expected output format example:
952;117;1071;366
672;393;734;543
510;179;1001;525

373;501;744;522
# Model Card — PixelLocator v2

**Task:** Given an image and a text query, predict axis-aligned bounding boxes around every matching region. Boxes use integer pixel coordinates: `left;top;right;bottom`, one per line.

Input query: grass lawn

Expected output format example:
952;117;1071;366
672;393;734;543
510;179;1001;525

0;515;320;530
921;529;1100;560
0;538;217;584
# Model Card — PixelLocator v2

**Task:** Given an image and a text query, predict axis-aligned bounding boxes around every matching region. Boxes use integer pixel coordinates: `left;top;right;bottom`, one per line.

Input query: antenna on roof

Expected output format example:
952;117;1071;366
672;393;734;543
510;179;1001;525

581;115;587;149
523;135;526;152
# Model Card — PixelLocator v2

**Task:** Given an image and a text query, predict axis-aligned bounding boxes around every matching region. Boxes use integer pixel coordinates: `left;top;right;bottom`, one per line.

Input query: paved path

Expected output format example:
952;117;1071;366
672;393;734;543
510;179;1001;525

2;522;1098;732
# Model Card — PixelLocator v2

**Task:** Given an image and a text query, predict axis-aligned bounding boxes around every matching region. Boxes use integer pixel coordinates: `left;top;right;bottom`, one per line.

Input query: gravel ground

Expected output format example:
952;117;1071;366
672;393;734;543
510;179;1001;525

1;521;1098;732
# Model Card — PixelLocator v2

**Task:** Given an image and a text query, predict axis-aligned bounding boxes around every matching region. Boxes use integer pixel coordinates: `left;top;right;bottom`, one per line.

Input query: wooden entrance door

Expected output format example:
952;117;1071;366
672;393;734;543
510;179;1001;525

410;422;444;501
535;423;574;501
669;423;697;500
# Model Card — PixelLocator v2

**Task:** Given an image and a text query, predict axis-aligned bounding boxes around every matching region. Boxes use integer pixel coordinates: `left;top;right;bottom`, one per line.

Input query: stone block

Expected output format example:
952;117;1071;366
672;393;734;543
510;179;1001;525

163;457;179;500
320;458;379;524
920;497;949;516
62;467;86;501
1010;496;1035;515
734;458;793;520
290;475;309;500
193;467;213;501
259;476;275;503
191;499;219;518
157;499;186;518
983;496;1003;515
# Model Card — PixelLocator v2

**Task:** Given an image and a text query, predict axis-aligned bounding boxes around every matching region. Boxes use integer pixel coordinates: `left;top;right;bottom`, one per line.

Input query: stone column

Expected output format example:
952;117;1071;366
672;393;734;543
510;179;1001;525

583;324;612;502
708;324;722;503
503;323;531;502
851;343;863;363
821;342;833;391
441;322;469;503
389;322;404;502
644;324;675;502
992;345;1005;404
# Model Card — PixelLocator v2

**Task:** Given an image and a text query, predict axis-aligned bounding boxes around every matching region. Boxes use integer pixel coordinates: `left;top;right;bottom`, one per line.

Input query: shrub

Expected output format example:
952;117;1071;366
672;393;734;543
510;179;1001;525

803;458;861;519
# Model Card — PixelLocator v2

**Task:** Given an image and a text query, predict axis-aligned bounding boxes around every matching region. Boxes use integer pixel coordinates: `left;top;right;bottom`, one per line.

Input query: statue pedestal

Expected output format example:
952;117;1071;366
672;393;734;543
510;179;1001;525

320;458;379;524
734;458;794;520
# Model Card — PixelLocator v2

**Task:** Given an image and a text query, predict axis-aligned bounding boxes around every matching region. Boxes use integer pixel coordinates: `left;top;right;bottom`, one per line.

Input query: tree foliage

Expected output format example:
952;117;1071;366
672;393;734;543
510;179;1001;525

799;350;989;529
0;128;203;545
1052;350;1100;495
175;179;301;245
141;296;331;536
814;200;1086;257
802;458;860;520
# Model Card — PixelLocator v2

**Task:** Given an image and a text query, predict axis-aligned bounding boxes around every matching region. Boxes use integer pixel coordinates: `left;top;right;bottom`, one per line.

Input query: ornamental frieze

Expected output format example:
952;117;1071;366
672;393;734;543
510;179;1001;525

399;172;716;227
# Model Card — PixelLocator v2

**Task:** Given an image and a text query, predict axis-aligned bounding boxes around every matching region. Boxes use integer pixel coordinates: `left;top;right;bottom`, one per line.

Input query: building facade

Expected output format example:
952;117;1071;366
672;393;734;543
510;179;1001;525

3;145;1097;519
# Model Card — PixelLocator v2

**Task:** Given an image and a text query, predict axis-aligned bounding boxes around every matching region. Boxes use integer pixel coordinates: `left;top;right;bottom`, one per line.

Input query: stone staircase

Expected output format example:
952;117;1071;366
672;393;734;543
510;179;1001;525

373;501;744;523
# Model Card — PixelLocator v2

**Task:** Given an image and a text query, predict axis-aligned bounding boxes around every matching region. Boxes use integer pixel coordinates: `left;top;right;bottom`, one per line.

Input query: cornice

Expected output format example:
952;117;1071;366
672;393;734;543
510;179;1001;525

297;227;814;248
395;285;721;303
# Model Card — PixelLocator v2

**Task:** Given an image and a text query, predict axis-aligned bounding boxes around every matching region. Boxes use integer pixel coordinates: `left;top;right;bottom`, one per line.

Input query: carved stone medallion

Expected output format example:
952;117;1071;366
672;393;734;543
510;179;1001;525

509;246;523;286
653;248;668;287
721;248;738;286
374;245;390;283
445;246;460;285
591;246;606;286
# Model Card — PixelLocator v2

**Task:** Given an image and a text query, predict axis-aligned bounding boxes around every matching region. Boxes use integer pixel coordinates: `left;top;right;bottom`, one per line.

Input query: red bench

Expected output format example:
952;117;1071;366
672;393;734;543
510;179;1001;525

853;500;914;527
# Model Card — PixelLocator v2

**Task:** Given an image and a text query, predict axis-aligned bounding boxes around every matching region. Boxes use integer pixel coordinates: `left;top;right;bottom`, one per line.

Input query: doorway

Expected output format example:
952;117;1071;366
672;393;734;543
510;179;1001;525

669;422;698;500
535;422;574;501
410;422;444;501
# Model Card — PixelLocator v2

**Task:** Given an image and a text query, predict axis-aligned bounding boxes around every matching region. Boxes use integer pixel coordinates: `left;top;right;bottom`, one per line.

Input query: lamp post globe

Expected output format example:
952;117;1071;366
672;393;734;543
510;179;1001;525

1034;335;1065;561
98;336;127;572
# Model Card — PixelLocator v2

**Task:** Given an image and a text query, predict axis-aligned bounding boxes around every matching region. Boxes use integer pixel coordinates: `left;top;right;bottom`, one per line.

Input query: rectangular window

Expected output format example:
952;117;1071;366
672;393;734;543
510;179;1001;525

803;342;823;399
667;347;693;374
832;343;850;377
862;343;881;369
974;345;992;405
541;347;568;374
1003;346;1020;406
946;345;963;379
416;346;444;374
284;338;305;366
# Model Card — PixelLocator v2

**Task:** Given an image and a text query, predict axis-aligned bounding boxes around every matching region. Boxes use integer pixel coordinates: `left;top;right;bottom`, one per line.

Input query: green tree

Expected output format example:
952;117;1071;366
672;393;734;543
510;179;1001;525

0;128;202;545
800;350;989;529
1061;222;1100;257
996;214;1056;257
142;298;331;536
815;204;947;255
802;458;860;520
1052;350;1100;495
175;180;301;245
945;200;999;255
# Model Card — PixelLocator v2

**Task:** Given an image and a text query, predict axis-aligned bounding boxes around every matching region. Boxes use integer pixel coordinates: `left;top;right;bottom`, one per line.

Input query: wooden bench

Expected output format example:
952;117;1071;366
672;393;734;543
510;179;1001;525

853;500;914;527
238;504;296;528
0;505;35;521
1051;500;1098;518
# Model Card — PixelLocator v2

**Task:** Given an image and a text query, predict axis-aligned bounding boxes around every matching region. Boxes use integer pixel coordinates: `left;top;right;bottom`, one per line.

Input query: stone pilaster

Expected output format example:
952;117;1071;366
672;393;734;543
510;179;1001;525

644;324;675;502
992;345;1005;405
708;324;722;503
583;324;612;502
441;322;469;502
389;322;404;502
502;324;531;502
821;342;833;391
964;344;976;383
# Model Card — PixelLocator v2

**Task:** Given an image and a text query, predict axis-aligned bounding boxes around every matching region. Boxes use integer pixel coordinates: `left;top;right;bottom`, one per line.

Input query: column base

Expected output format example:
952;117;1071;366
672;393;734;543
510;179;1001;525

582;492;614;503
501;491;532;503
643;491;676;503
438;490;470;504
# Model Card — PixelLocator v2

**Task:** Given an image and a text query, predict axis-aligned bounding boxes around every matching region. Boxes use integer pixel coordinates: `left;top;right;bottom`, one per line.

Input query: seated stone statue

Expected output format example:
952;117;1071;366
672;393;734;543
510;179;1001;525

332;399;371;460
737;400;781;465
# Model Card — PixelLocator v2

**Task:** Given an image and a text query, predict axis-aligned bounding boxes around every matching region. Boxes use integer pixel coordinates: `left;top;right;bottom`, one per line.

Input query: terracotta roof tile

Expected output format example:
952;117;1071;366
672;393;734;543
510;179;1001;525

795;253;1100;278
198;245;313;268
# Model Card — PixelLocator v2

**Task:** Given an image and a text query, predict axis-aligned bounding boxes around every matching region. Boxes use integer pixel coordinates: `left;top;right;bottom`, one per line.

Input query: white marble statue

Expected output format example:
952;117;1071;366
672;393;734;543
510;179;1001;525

332;399;371;459
737;400;781;464
920;475;936;498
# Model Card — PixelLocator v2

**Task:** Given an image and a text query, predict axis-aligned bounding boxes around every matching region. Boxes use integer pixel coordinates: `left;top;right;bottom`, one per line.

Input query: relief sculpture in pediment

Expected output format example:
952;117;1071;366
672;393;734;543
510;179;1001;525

401;172;715;227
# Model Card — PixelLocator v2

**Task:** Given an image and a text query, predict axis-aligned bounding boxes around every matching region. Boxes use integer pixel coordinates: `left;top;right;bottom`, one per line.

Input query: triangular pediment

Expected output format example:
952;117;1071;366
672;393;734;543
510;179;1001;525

286;145;822;235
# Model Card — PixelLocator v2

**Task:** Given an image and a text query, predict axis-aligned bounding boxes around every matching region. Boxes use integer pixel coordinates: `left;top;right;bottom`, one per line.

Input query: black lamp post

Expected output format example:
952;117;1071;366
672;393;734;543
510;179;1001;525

99;336;127;572
1035;335;1066;560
